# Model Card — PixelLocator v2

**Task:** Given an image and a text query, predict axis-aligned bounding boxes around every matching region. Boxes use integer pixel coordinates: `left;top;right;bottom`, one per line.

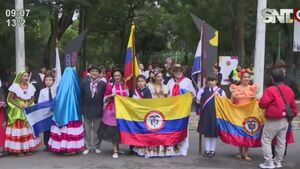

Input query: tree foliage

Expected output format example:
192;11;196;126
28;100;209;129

0;0;299;75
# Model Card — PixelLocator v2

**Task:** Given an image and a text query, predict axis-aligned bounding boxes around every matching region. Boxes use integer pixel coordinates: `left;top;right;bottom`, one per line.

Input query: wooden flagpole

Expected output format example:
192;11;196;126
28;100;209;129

198;23;206;155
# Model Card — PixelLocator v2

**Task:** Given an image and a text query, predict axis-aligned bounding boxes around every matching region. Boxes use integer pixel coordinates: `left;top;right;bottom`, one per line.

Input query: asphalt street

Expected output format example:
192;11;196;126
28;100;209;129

0;129;299;169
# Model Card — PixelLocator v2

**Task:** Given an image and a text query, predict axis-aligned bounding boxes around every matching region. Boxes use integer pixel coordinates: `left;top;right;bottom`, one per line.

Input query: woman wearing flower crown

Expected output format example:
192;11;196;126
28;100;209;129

230;68;258;162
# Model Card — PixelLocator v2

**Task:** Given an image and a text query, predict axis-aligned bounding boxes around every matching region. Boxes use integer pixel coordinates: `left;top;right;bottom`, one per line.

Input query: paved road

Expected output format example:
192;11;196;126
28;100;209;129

0;129;299;169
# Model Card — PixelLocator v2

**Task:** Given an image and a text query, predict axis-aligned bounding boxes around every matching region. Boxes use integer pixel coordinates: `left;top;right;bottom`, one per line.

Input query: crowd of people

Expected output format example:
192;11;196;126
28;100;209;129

0;58;299;169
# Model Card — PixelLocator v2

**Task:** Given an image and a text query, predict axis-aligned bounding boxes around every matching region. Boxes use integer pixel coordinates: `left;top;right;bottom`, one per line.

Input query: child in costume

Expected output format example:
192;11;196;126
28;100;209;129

196;75;226;158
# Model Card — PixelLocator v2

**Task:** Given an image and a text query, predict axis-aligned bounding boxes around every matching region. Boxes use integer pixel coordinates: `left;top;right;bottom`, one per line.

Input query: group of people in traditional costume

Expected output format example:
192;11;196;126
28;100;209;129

0;58;298;169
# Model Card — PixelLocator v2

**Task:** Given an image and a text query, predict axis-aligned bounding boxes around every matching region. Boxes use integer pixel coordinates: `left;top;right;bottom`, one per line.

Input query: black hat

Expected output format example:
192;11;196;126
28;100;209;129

207;74;218;81
87;65;101;73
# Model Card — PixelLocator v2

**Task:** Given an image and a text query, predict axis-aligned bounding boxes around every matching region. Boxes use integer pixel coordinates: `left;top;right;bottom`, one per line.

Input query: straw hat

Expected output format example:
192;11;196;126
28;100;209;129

170;64;184;72
272;59;288;69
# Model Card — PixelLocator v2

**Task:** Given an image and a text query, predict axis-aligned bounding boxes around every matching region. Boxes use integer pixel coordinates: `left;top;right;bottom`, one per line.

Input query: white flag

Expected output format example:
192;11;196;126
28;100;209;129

53;47;61;95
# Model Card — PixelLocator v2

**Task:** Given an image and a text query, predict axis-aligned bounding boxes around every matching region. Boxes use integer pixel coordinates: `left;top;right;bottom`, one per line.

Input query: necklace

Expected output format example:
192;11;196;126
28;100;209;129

20;83;28;95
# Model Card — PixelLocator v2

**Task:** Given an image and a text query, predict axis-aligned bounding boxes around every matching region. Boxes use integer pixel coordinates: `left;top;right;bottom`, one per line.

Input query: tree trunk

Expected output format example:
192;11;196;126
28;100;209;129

43;6;75;69
118;23;127;65
79;7;87;73
184;41;188;65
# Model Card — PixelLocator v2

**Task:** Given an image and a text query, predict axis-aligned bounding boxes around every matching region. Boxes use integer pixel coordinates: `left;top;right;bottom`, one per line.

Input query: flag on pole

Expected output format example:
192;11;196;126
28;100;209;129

204;23;218;76
55;47;61;85
64;30;87;67
25;100;55;137
53;46;62;95
124;24;139;90
191;30;203;88
190;13;218;79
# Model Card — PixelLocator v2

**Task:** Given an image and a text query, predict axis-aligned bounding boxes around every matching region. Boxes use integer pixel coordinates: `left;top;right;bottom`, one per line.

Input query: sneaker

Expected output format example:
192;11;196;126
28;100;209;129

82;149;90;155
203;151;210;157
112;153;118;159
259;162;275;169
274;162;282;168
94;148;102;154
209;151;215;157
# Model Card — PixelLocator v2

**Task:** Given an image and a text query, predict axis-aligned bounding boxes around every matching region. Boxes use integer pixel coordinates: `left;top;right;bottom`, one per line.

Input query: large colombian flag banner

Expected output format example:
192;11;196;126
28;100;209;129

215;96;294;147
115;93;193;146
124;23;139;90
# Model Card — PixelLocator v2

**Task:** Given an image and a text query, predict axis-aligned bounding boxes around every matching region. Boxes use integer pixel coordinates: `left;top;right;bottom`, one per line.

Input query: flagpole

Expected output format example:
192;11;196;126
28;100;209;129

131;22;136;90
253;0;267;97
200;23;206;88
198;23;205;156
15;0;25;73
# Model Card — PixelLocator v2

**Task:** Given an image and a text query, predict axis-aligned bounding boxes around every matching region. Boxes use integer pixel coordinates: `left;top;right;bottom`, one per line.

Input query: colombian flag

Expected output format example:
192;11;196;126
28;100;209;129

215;96;294;147
124;23;139;90
115;93;193;146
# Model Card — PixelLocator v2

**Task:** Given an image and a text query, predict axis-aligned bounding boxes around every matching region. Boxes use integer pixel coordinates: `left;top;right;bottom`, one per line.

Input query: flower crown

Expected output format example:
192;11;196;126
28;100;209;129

238;68;253;78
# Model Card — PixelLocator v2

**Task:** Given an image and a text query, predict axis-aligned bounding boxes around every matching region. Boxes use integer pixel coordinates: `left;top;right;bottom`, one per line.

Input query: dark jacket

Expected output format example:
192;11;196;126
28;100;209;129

30;72;45;103
80;78;107;119
130;87;152;98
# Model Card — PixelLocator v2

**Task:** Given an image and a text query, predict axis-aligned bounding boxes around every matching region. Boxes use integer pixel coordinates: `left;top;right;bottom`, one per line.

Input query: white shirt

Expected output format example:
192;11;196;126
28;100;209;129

100;77;107;83
167;77;196;97
144;70;150;79
148;83;169;98
38;86;56;103
196;86;226;104
39;73;45;82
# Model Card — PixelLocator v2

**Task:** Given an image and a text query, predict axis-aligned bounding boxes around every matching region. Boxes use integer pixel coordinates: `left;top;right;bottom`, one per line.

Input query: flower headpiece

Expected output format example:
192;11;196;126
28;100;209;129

238;68;252;78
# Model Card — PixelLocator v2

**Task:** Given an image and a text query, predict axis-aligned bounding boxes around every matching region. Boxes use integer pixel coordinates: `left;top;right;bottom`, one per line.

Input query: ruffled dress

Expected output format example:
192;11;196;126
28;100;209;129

4;83;41;153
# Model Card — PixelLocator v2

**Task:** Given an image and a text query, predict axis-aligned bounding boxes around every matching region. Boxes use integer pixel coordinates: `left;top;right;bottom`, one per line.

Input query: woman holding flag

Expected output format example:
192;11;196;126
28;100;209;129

230;68;258;162
4;71;41;156
133;71;177;158
148;71;169;98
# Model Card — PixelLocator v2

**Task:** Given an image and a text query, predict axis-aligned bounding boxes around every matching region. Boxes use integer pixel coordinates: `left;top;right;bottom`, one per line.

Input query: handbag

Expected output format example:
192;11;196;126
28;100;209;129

275;85;295;122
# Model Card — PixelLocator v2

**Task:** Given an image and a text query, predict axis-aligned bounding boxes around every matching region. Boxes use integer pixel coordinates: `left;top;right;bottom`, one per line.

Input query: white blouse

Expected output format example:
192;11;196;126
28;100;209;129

8;83;36;100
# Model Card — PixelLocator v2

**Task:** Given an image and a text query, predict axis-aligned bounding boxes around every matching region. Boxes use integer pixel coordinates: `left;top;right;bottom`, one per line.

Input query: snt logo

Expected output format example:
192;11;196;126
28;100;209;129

262;8;300;23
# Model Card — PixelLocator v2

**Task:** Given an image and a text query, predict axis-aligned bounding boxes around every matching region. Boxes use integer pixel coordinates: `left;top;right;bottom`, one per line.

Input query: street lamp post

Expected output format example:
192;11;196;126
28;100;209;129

254;0;267;97
15;0;26;73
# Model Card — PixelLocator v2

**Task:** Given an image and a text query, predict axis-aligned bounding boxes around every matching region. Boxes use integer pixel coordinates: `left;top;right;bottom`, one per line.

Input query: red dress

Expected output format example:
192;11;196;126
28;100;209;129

0;105;5;148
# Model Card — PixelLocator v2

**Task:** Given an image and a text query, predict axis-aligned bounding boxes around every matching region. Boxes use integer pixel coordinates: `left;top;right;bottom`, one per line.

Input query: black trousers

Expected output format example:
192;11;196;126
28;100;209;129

43;130;51;149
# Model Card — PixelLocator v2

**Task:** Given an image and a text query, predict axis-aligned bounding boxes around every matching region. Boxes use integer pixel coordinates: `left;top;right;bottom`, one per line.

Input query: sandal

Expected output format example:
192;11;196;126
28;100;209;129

235;154;243;159
244;155;252;162
112;152;118;159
